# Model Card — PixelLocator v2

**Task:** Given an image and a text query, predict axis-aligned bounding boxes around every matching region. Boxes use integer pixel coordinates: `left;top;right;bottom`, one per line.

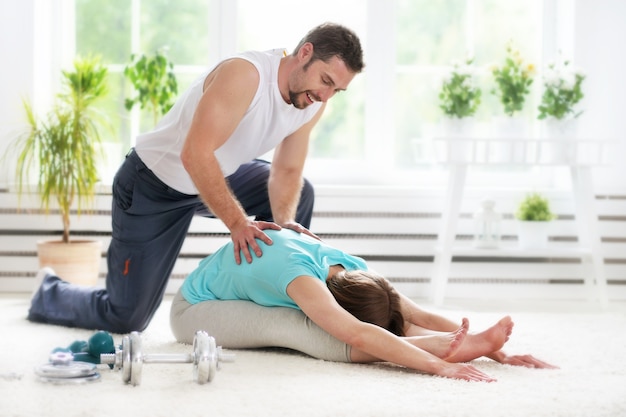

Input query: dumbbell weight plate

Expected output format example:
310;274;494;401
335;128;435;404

206;336;217;383
129;332;143;386
120;335;131;384
37;372;101;385
35;361;97;379
35;361;101;385
193;331;216;384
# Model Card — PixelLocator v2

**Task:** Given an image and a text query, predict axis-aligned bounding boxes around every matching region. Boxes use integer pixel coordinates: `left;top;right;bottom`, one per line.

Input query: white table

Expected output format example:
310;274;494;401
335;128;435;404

429;137;611;308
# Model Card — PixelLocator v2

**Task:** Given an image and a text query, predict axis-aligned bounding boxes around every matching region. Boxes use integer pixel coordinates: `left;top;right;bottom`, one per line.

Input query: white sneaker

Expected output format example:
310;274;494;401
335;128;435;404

32;267;56;298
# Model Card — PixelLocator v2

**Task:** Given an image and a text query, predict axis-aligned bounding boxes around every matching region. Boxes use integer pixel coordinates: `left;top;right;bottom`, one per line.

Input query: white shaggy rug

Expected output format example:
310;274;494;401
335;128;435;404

0;294;625;417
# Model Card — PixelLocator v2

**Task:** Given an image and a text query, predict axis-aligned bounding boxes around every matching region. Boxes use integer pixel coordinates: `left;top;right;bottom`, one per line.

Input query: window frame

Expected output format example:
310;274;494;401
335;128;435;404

64;0;572;188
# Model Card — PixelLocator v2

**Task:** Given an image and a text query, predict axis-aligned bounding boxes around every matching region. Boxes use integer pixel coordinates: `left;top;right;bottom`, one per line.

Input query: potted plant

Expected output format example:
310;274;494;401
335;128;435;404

439;58;482;123
491;41;536;137
515;192;556;249
538;58;586;138
124;49;178;127
8;56;109;286
491;41;536;117
437;58;481;161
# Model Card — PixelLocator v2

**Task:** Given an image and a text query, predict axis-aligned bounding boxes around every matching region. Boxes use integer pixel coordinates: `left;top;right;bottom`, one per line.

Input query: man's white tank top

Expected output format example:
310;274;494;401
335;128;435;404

135;49;322;195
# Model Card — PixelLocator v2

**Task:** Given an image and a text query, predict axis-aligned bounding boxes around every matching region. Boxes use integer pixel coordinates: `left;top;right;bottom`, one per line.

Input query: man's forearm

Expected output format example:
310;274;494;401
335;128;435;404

268;169;303;225
200;179;248;231
185;151;249;232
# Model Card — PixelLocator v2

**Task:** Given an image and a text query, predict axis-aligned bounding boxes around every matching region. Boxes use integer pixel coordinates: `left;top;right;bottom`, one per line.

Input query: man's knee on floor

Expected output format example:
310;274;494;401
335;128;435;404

107;309;153;334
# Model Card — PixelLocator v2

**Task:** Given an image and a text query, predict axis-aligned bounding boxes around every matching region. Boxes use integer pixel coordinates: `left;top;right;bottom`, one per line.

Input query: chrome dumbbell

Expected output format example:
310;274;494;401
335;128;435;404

100;330;234;386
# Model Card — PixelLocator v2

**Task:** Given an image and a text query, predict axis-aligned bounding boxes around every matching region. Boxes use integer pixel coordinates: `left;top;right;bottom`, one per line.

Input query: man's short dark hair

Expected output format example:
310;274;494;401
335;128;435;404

294;22;365;73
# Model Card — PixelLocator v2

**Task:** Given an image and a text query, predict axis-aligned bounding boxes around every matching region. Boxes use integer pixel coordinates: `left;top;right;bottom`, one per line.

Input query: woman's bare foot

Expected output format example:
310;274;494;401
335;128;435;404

404;318;469;359
444;316;514;363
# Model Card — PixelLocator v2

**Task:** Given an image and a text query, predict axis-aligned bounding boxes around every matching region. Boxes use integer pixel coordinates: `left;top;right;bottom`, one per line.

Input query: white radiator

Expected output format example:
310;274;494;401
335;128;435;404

1;186;624;300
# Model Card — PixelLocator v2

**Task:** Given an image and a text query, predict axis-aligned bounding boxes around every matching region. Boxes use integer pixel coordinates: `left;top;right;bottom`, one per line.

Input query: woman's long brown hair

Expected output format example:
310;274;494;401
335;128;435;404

326;269;405;336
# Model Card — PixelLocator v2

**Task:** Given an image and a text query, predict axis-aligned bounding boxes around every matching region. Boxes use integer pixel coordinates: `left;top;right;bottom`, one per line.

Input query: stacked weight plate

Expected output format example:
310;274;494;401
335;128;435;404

35;351;100;384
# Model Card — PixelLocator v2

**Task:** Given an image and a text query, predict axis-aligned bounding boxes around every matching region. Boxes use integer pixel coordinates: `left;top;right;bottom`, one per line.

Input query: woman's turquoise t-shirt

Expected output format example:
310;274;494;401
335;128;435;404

181;229;368;309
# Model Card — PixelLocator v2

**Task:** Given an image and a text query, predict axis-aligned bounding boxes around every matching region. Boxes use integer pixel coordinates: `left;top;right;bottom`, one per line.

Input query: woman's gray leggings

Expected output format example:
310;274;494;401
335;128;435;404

170;289;352;362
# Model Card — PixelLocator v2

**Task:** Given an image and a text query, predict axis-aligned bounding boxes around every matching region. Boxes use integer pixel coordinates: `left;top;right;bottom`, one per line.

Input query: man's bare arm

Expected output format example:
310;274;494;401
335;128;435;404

181;59;280;264
268;104;325;238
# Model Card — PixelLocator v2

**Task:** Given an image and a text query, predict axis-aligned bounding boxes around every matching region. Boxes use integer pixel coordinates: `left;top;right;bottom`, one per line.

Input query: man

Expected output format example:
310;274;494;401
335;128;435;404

28;22;365;333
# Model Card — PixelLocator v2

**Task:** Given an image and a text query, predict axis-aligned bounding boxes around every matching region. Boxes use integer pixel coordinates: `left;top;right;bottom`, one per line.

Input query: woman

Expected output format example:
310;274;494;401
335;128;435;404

171;229;556;382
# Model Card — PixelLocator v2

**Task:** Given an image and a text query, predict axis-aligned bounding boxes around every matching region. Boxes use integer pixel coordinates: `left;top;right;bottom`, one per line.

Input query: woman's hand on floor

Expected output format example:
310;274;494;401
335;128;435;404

437;362;497;382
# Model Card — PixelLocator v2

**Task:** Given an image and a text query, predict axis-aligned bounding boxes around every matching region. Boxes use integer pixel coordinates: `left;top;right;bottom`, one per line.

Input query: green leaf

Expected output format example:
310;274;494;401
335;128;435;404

7;55;109;242
124;49;178;127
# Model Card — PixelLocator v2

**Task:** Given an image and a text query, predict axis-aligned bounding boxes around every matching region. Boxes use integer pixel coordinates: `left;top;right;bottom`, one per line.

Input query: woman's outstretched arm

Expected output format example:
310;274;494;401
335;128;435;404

286;275;496;382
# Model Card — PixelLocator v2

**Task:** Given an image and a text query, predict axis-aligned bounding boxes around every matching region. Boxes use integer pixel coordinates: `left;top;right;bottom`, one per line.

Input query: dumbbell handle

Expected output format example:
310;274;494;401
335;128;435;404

100;332;235;386
100;349;235;366
99;352;193;365
143;347;236;363
143;353;193;363
145;352;236;363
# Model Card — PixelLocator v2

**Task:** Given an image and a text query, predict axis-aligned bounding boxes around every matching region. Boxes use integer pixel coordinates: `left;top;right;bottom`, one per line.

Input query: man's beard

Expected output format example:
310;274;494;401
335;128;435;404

288;91;308;109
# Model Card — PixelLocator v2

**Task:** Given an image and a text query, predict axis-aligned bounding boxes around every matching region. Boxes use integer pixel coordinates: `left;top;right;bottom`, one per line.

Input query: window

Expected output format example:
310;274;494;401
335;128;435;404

72;0;570;187
392;0;547;187
75;0;210;157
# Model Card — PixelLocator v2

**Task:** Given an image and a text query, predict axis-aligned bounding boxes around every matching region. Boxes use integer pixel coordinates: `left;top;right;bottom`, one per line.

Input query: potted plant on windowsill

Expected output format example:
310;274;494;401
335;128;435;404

8;56;109;286
538;58;586;139
437;58;481;162
439;58;482;131
490;41;536;138
515;192;556;249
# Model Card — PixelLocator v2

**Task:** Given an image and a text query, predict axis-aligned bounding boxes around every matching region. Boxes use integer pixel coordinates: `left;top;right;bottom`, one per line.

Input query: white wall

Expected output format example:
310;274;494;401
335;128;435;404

574;0;626;192
0;0;73;187
0;0;35;185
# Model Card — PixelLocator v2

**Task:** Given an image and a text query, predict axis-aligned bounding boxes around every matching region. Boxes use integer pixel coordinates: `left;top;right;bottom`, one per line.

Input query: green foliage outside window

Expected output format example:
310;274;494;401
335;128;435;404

124;50;178;127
